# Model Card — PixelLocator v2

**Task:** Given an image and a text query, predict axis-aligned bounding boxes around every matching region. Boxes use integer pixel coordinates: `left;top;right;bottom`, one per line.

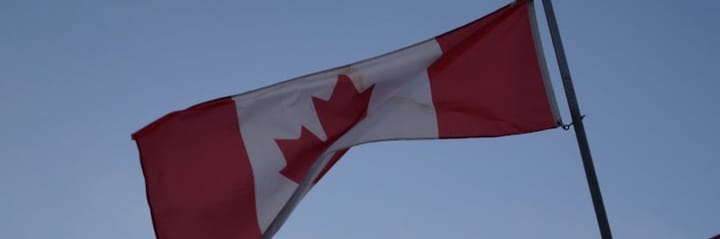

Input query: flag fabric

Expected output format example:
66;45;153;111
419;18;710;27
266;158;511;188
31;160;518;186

132;0;560;238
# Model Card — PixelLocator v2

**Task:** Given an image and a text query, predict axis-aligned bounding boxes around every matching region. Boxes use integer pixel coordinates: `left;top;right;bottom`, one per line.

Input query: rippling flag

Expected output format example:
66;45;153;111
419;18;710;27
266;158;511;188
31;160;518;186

132;1;560;238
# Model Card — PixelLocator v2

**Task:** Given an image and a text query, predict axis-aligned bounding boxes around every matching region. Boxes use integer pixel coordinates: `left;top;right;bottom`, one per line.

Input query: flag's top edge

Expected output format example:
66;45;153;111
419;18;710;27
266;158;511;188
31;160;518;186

131;0;528;140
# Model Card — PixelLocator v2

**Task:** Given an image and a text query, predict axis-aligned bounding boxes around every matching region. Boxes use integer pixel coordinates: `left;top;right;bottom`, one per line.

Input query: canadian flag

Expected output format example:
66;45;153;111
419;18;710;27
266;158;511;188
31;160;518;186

133;1;561;238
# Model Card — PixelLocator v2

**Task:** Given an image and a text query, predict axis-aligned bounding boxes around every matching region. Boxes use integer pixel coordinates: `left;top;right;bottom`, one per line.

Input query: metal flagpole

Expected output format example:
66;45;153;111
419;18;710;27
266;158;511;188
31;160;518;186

539;0;613;238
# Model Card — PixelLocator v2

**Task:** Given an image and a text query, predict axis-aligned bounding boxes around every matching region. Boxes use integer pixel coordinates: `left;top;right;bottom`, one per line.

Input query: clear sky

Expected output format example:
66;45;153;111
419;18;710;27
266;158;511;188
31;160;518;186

1;0;718;238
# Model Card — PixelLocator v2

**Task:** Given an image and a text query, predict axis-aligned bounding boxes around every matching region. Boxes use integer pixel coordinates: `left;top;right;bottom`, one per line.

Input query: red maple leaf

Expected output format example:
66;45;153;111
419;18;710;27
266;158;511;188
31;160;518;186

275;75;374;184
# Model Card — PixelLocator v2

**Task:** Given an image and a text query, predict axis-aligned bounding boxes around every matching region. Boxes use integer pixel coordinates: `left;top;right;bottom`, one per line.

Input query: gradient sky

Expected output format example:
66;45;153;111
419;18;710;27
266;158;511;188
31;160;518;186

1;0;719;238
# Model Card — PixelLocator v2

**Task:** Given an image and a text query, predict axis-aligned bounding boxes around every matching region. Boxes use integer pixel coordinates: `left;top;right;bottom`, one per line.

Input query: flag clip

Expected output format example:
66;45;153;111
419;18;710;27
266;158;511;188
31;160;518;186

561;114;586;131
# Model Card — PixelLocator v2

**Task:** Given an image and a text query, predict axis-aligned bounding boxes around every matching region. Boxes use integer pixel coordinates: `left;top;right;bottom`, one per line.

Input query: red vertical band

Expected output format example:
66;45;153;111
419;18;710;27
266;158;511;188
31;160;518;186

429;1;557;138
133;98;261;239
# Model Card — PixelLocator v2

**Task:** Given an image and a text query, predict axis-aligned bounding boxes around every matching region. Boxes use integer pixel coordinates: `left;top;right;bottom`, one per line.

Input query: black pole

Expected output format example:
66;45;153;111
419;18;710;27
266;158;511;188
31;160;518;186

539;0;613;238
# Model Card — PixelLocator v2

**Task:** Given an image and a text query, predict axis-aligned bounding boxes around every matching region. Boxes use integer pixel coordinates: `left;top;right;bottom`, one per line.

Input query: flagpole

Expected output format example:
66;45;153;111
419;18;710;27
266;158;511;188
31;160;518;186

539;0;613;238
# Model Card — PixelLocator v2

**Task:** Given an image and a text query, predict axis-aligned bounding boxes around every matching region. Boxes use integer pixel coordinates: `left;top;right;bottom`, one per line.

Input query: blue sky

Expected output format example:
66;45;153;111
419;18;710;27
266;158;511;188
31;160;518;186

1;0;718;238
